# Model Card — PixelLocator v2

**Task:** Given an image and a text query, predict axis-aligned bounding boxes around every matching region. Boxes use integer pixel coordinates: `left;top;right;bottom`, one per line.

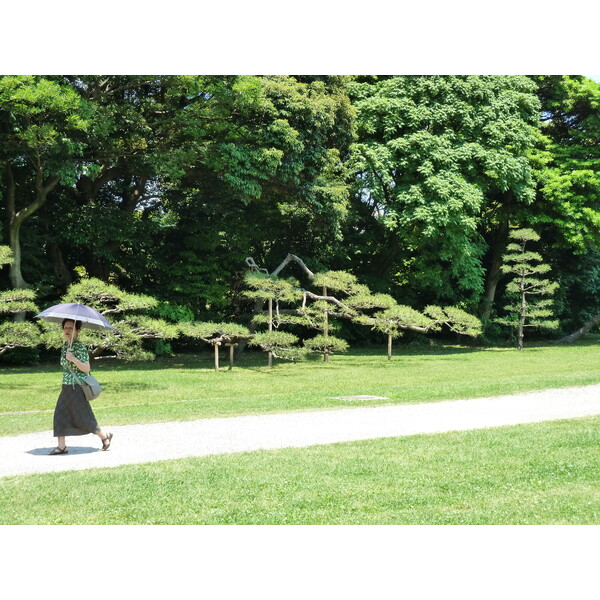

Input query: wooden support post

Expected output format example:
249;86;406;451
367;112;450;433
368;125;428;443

214;341;221;372
323;285;329;363
268;297;273;367
227;343;238;370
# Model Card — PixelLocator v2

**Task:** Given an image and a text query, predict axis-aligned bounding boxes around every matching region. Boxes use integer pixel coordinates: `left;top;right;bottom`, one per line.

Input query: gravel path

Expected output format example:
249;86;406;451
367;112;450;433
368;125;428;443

2;384;600;479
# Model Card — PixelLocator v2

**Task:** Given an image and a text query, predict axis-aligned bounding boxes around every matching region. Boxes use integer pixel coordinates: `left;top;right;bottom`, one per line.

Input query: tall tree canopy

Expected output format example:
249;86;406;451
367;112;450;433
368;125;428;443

2;74;600;355
527;76;600;331
346;75;542;312
1;75;355;318
151;75;355;316
0;76;91;289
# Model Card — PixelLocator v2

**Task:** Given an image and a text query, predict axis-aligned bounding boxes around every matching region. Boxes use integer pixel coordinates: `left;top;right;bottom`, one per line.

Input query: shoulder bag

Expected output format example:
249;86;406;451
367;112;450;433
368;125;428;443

68;366;103;401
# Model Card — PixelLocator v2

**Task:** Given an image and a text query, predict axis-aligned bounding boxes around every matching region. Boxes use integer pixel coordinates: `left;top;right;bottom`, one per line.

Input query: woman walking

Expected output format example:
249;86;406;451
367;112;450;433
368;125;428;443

49;318;113;455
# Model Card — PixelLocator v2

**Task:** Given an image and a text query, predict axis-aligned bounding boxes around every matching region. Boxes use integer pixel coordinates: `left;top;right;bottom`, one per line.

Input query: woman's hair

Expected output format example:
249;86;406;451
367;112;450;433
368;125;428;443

62;318;83;330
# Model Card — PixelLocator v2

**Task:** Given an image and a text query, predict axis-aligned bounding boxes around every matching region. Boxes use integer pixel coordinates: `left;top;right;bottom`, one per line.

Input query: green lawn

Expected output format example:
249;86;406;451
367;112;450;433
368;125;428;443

1;414;598;524
2;339;600;525
2;338;600;437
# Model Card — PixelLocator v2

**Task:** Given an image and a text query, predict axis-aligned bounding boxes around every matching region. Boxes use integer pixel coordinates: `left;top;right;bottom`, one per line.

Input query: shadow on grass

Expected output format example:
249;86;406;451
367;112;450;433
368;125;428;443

5;336;600;377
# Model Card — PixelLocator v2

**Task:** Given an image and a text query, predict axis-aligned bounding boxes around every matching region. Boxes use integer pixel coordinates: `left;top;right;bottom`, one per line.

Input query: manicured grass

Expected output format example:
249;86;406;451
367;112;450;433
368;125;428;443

1;415;598;524
2;338;600;436
2;339;599;525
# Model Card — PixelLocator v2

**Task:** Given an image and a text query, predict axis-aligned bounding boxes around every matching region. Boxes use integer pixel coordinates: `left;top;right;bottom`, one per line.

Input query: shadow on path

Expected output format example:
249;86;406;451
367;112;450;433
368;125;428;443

27;446;100;456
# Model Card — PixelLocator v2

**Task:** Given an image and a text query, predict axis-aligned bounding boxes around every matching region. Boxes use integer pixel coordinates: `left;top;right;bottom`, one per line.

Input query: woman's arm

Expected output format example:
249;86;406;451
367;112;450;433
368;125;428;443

66;350;91;374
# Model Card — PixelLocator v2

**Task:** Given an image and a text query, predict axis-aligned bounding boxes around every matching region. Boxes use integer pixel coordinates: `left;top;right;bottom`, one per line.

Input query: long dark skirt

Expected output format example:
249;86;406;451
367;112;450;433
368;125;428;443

53;384;100;437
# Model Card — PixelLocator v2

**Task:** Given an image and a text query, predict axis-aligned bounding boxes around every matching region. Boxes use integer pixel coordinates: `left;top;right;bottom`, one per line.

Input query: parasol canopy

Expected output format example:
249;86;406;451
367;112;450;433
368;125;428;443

35;303;113;331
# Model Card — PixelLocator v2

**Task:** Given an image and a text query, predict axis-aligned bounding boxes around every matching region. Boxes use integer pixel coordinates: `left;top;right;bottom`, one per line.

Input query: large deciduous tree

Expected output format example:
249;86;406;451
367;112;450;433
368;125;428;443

151;76;356;317
346;75;542;315
1;76;355;320
532;76;600;251
0;76;91;289
43;75;227;288
529;76;600;340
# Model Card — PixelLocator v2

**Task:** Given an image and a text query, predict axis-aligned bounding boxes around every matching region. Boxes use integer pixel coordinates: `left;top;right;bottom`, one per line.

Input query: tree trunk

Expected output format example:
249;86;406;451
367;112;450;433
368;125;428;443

518;288;526;350
47;241;73;290
73;173;146;281
481;207;510;321
323;285;329;363
5;162;60;289
375;232;399;279
8;217;28;290
387;333;393;361
268;298;273;367
556;312;600;344
270;254;315;279
4;163;26;289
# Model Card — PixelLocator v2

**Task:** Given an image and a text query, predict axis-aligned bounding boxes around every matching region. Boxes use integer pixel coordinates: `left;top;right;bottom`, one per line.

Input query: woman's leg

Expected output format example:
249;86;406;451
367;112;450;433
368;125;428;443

96;428;113;450
49;435;68;454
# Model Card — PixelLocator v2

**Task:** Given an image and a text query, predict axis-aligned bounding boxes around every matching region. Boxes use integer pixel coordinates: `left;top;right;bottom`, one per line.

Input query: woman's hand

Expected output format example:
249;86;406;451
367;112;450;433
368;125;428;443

66;350;91;374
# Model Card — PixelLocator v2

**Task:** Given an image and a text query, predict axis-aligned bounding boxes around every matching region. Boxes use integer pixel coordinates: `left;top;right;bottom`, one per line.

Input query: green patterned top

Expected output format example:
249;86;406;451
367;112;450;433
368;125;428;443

61;341;90;385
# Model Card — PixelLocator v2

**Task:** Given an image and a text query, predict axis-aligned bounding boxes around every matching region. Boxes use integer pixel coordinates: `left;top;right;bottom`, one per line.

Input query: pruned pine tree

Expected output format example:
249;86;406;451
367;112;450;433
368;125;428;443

498;229;559;350
38;277;179;361
357;304;433;361
303;334;349;358
248;331;308;363
244;272;305;366
246;261;483;362
304;271;366;362
244;272;304;328
358;303;482;360
303;270;483;360
183;322;252;371
423;306;483;338
0;246;40;356
244;268;358;363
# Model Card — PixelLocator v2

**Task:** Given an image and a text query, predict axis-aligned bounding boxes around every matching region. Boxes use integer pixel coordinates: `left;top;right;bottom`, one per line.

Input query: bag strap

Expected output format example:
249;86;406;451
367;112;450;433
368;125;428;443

67;364;84;387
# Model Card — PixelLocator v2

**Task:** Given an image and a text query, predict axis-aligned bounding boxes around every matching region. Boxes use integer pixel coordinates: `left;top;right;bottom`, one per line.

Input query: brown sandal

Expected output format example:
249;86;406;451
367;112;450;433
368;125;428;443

49;446;68;455
102;433;113;451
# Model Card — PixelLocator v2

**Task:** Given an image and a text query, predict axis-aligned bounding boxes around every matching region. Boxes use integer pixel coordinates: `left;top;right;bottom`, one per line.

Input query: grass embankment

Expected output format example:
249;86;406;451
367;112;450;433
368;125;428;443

2;338;600;437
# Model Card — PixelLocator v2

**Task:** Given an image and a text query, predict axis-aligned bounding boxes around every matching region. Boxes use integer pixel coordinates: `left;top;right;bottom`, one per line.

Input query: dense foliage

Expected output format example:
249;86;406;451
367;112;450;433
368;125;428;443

2;75;600;363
